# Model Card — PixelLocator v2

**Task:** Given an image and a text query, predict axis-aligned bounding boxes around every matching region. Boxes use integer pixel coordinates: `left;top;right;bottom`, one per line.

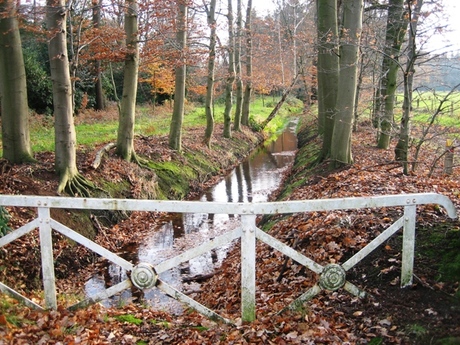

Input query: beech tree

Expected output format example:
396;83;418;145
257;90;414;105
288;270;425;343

233;0;243;131
317;0;339;160
330;0;364;167
241;0;252;126
203;0;217;148
92;0;106;110
116;0;139;161
169;1;188;151
0;0;34;163
223;0;236;139
377;0;408;149
47;0;93;195
394;0;424;174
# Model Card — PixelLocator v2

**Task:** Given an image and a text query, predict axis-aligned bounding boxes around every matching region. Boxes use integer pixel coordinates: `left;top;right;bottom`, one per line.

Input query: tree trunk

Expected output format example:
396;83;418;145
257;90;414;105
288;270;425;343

0;0;34;163
223;0;236;139
47;0;81;194
241;0;252;127
353;47;365;132
316;0;339;160
377;0;407;149
93;0;106;111
330;0;363;167
261;73;299;130
116;0;139;161
233;0;243;132
203;0;217;148
168;2;188;151
394;0;423;174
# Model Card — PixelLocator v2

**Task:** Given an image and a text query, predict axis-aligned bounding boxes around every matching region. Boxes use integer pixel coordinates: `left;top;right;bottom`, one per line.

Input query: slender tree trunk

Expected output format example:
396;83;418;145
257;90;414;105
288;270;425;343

377;0;407;149
234;0;243;131
223;0;236;139
372;82;381;129
0;0;34;163
394;0;423;174
116;0;139;161
277;16;285;86
261;73;299;130
317;0;339;160
330;0;363;167
169;2;188;151
353;49;364;132
47;0;81;194
93;0;105;110
241;0;252;126
203;0;217;148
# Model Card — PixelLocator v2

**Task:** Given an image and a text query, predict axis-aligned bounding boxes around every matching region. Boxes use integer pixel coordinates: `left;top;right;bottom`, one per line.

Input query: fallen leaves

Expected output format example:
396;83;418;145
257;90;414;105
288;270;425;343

1;123;460;343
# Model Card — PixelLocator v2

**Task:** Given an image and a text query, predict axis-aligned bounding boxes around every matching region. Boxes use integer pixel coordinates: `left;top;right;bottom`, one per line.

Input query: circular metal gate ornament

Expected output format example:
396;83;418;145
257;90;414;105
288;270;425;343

319;264;346;291
131;263;157;289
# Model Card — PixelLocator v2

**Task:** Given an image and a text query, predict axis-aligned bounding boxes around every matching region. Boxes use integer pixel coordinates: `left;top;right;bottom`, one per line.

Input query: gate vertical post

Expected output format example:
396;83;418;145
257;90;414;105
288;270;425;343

241;214;256;322
401;205;416;287
38;207;57;309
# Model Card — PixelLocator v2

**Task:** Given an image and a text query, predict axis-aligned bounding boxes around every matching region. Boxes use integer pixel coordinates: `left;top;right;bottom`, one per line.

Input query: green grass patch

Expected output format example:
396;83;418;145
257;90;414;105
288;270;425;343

397;91;460;128
405;323;427;339
1;96;303;157
114;314;143;325
0;294;32;328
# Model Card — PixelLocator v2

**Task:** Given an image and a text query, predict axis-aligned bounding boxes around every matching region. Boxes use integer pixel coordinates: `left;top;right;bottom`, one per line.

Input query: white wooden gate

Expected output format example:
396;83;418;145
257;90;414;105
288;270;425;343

0;193;456;323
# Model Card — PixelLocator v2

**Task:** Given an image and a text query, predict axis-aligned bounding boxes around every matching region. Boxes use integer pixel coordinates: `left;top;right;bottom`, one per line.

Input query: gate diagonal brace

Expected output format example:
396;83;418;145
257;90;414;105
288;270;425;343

256;228;367;312
281;263;367;314
126;262;232;324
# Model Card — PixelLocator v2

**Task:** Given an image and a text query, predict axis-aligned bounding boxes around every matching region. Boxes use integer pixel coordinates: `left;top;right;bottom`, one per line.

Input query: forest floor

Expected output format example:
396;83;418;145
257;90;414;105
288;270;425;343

0;118;460;344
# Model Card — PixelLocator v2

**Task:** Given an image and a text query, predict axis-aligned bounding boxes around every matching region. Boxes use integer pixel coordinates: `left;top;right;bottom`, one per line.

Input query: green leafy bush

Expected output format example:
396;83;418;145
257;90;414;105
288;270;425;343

23;47;53;115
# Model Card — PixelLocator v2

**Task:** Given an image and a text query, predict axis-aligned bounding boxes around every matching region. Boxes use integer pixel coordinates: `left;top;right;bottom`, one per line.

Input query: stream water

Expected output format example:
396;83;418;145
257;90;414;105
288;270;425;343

85;119;299;312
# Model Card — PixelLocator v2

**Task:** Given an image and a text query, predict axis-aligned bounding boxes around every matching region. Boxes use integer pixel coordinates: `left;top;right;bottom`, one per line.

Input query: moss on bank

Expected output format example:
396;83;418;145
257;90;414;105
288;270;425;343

144;129;266;200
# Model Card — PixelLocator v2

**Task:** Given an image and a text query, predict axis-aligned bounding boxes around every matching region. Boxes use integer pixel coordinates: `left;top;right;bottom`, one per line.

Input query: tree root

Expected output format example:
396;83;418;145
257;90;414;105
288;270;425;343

131;153;153;170
58;173;96;197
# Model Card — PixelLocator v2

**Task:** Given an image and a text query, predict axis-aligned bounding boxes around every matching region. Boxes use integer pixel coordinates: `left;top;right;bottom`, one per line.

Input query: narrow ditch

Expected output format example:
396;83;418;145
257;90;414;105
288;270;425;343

85;119;299;312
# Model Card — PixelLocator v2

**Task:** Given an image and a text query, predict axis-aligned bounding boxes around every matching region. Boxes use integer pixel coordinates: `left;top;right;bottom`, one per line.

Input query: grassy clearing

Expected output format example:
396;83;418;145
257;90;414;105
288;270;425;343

1;97;303;156
399;91;460;128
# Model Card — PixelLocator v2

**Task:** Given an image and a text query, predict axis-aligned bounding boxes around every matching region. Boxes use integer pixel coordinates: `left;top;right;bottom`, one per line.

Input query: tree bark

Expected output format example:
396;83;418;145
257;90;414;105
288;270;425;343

316;0;339;160
203;0;217;148
46;0;81;194
92;0;106;111
241;0;252;126
377;0;407;149
233;0;243;132
116;0;139;161
0;0;34;163
223;0;236;139
330;0;363;167
394;0;423;174
261;73;299;130
168;2;188;151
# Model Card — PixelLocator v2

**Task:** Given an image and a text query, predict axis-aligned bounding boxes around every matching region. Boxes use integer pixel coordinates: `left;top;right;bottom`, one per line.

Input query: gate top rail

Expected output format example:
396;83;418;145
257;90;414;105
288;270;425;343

0;192;457;218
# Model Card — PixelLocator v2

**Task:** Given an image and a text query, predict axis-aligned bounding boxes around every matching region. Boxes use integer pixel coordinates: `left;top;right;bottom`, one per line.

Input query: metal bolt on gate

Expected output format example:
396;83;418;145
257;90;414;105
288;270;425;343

0;193;457;323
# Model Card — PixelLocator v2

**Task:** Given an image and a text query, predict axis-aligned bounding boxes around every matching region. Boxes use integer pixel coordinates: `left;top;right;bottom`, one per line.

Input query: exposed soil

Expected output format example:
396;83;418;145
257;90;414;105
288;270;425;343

0;121;460;344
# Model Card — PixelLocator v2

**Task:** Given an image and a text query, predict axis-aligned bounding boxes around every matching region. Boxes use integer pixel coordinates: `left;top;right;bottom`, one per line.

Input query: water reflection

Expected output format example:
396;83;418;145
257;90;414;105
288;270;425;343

85;119;298;310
